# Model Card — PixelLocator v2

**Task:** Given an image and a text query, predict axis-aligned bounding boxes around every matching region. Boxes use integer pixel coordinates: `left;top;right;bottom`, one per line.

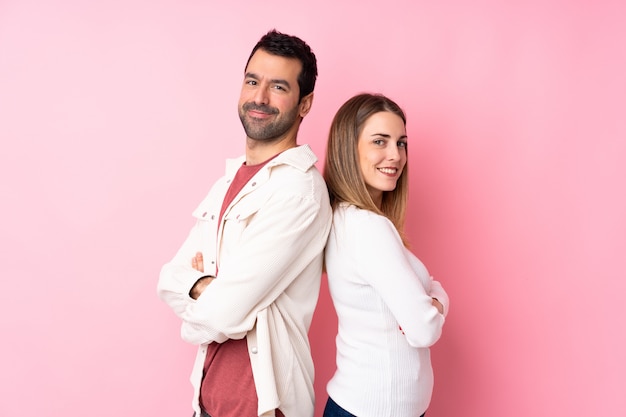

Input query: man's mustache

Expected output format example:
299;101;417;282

242;102;279;115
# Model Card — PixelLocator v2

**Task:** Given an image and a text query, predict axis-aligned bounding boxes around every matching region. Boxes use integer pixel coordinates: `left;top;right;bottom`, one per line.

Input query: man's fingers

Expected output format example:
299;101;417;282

195;252;204;272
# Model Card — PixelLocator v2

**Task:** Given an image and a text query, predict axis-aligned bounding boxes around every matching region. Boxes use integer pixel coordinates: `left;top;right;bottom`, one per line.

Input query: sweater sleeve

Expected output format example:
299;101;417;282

406;251;450;317
429;279;449;317
348;209;445;348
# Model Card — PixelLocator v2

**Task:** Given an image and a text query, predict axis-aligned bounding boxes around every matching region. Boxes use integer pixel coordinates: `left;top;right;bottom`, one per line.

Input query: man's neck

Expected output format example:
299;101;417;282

245;136;297;165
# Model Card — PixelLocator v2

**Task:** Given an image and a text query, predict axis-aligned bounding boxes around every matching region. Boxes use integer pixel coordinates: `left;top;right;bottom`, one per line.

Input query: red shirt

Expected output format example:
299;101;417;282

200;156;284;417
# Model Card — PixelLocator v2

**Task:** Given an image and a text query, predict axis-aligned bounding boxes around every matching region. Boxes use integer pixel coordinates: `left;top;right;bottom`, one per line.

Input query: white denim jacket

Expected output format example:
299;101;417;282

158;145;332;417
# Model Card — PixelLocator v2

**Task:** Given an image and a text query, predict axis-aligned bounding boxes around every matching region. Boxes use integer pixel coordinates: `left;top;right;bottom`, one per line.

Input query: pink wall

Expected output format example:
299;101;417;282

1;1;624;416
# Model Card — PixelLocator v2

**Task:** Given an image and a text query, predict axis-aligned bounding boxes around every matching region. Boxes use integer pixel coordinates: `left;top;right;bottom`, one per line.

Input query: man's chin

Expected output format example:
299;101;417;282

246;134;281;142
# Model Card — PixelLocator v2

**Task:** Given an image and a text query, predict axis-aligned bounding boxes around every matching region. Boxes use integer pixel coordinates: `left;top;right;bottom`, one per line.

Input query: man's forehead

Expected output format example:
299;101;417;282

245;49;302;78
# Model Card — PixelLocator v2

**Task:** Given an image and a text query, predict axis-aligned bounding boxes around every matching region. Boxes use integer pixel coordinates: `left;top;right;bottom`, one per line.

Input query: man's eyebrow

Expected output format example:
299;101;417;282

271;79;291;89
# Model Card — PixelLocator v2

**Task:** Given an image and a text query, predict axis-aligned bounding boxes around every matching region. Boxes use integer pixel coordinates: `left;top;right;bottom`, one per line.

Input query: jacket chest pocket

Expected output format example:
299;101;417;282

220;203;261;252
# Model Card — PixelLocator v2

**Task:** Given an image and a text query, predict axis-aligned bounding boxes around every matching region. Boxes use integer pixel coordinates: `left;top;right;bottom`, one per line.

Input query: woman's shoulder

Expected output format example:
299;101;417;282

333;203;397;234
334;202;381;219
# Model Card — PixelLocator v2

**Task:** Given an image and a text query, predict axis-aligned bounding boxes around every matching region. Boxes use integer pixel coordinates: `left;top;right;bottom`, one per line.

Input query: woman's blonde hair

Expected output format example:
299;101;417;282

323;93;409;245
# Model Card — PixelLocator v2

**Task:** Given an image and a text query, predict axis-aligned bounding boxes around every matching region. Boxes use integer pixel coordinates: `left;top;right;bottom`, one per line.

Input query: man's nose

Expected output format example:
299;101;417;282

252;85;269;105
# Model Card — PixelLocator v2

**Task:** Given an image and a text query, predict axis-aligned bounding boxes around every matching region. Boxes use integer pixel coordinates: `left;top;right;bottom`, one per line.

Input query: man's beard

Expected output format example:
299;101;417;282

238;102;299;141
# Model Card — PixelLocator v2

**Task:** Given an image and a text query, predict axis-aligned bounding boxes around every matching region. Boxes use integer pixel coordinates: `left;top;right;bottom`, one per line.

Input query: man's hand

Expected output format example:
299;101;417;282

191;252;204;272
189;252;214;300
190;276;214;300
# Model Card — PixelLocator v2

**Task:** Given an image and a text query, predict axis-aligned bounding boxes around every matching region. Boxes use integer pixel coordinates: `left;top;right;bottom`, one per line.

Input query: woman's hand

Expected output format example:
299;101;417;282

432;298;444;315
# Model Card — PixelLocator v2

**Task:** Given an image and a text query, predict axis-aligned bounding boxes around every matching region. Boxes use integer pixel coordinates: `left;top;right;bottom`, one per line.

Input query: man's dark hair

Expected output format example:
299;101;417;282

245;29;318;102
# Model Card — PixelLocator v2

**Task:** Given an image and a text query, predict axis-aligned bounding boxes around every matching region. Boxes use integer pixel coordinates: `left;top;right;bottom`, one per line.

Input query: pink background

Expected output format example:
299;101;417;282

1;1;625;416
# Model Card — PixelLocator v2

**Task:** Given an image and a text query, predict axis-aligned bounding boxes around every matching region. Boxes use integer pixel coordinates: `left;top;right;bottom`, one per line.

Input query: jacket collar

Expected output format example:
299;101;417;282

224;144;318;175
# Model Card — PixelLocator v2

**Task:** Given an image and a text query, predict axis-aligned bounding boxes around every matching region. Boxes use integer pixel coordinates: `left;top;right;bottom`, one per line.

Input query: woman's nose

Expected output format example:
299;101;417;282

387;144;401;161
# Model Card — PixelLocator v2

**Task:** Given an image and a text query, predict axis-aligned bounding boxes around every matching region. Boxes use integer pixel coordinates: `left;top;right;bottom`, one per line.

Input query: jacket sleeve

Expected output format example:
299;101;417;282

351;212;446;348
157;218;212;319
157;174;224;322
178;190;331;345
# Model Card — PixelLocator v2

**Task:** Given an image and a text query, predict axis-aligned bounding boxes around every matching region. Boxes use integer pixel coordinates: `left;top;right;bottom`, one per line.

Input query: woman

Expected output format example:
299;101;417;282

322;93;449;417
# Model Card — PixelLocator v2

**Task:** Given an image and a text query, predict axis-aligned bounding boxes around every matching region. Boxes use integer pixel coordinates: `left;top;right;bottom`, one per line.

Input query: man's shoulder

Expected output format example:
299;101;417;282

268;145;325;185
272;144;318;172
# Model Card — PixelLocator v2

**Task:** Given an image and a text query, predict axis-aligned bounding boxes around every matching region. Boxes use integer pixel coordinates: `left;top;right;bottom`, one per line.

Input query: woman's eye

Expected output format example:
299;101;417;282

398;141;407;148
373;139;385;145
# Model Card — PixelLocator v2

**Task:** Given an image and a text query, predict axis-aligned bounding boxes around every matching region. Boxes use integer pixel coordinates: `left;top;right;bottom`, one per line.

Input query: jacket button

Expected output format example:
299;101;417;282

251;347;258;354
251;182;256;187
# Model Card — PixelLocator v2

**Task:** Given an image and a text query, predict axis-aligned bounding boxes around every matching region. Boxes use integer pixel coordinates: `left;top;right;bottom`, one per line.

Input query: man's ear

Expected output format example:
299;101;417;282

298;92;314;118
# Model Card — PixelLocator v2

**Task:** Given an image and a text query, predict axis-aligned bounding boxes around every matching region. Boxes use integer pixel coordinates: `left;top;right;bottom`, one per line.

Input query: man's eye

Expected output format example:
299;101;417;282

246;80;257;85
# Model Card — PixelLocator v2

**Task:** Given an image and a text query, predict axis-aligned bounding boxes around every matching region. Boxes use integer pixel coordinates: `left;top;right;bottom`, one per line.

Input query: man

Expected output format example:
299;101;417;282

157;30;331;417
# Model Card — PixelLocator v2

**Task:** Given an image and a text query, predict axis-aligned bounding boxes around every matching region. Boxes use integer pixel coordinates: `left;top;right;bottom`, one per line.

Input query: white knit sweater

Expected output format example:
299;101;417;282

325;204;449;417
